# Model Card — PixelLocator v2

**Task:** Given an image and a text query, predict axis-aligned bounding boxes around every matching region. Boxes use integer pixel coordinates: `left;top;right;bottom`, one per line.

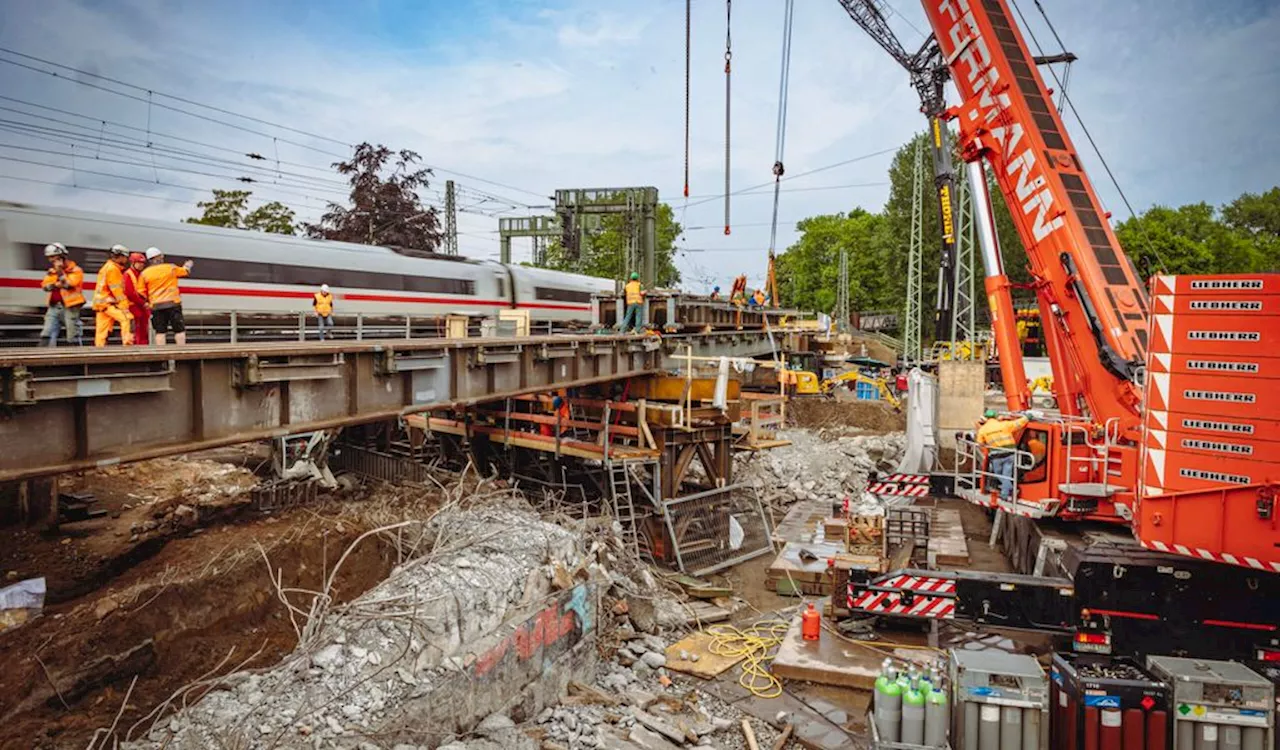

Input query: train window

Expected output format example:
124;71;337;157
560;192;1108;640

534;286;591;304
404;277;476;295
273;264;330;288
23;243;106;270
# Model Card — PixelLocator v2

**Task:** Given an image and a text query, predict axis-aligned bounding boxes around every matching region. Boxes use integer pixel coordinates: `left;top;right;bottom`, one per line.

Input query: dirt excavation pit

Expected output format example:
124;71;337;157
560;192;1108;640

0;457;418;749
786;398;904;435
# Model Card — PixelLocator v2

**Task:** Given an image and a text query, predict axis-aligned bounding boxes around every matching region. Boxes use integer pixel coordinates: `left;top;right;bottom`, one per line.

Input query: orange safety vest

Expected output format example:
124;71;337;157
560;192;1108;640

139;263;190;307
624;280;643;305
977;416;1028;449
314;292;334;316
42;260;86;308
92;260;128;311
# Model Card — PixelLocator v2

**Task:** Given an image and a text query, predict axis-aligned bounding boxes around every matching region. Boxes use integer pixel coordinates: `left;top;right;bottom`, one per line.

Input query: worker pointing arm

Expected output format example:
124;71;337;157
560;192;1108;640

139;248;193;346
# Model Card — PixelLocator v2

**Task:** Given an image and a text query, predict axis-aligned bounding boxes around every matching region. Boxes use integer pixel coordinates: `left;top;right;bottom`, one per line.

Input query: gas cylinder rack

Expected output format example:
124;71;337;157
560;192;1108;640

872;659;953;750
1050;654;1171;750
1146;657;1273;750
951;651;1050;750
1243;663;1280;750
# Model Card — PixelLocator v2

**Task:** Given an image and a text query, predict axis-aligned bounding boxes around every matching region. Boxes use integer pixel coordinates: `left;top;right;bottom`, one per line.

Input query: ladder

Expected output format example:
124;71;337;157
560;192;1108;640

608;459;640;557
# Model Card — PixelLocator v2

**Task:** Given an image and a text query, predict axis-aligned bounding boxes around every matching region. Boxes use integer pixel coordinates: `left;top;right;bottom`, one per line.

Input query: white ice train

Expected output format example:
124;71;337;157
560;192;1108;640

0;202;614;331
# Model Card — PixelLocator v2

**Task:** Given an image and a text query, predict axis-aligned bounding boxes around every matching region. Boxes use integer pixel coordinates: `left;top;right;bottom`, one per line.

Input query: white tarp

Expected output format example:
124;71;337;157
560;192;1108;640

897;367;938;474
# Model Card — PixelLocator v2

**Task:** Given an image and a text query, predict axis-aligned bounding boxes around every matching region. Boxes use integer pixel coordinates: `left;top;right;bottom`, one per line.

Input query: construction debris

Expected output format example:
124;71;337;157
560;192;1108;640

737;430;907;514
122;505;593;749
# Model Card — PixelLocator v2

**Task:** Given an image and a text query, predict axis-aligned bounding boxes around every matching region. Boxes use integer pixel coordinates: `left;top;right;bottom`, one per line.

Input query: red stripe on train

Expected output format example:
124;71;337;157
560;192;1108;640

0;277;591;312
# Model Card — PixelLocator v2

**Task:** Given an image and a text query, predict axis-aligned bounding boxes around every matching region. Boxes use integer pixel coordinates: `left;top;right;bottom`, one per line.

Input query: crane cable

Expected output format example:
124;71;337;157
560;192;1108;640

723;0;732;235
767;0;796;307
683;0;691;198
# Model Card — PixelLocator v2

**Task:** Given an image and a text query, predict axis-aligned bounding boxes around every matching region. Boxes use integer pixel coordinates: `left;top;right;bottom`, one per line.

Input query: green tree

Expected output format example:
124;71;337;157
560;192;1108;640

1222;187;1280;271
304;143;441;250
187;189;251;229
186;189;297;235
776;209;892;314
244;202;297;235
543;202;683;287
1115;203;1260;276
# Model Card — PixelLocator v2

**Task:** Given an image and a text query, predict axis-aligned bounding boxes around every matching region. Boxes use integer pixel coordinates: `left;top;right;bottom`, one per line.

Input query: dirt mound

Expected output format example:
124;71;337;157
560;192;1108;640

787;398;904;435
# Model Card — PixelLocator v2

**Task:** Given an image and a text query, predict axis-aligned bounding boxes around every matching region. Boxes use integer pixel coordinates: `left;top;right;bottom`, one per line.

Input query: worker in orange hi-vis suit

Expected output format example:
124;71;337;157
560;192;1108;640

122;252;151;345
91;245;134;347
138;247;193;345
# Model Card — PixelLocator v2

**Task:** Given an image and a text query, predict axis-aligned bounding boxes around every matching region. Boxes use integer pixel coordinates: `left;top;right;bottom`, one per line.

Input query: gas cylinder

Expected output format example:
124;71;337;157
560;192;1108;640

876;664;904;743
925;681;950;748
903;670;927;745
801;603;821;641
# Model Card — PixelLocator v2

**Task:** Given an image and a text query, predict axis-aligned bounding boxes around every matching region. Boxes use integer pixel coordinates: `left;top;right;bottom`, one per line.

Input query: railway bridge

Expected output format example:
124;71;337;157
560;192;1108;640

0;328;802;482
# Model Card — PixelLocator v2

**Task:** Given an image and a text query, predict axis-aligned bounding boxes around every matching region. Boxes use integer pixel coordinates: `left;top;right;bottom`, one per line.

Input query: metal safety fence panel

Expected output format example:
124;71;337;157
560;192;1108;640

251;479;319;512
329;444;437;484
661;483;775;577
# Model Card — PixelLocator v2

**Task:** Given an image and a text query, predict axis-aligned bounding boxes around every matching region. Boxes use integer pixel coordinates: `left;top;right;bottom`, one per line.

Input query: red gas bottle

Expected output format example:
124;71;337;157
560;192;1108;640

801;602;821;641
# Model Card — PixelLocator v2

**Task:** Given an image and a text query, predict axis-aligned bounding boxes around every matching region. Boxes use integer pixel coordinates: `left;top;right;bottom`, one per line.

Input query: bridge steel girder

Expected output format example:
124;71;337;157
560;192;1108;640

0;335;683;482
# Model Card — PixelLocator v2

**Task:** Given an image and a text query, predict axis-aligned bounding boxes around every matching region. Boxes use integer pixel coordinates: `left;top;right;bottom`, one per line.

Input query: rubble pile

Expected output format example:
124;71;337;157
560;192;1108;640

440;623;785;750
737;430;906;510
122;505;588;750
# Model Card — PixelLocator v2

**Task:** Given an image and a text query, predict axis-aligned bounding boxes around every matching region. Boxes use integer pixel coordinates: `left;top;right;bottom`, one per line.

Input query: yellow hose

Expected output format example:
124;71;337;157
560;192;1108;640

704;620;791;698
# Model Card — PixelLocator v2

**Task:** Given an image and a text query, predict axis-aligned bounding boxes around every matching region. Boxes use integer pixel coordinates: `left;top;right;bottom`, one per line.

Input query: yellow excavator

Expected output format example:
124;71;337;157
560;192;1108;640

820;370;901;409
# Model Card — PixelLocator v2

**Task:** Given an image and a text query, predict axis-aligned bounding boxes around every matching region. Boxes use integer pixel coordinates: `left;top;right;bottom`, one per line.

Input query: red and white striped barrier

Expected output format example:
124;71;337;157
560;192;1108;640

869;482;930;497
847;573;957;619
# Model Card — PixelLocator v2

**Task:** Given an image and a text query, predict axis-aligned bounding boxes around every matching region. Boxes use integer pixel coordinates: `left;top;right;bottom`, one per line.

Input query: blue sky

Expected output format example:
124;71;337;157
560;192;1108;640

1;0;1277;293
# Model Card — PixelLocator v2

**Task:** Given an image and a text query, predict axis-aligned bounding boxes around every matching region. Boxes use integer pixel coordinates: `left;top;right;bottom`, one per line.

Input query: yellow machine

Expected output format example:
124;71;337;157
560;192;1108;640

781;368;821;395
820;370;901;409
929;339;986;362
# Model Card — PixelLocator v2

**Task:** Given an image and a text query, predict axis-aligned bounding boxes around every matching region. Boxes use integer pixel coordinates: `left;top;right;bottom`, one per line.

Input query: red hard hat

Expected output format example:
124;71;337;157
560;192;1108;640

129;252;146;263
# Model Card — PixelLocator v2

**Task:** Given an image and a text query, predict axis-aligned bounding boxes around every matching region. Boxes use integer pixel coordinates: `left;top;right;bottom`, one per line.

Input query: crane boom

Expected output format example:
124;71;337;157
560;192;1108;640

920;0;1149;434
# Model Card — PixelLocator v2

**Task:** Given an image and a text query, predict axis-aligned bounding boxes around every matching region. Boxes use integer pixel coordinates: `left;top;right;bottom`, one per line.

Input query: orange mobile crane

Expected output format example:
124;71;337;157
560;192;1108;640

841;0;1280;661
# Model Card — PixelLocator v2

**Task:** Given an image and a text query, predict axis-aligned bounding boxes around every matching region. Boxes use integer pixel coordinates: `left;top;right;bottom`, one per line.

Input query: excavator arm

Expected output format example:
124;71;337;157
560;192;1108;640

919;0;1148;436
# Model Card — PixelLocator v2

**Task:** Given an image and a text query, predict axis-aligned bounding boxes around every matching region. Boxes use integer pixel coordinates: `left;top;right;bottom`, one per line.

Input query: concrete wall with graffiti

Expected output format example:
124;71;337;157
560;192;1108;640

379;582;600;745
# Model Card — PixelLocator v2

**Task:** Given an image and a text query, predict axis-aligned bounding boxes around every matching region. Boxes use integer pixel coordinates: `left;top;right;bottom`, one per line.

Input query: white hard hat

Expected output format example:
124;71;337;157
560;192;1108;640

145;247;162;260
44;242;67;257
321;284;330;293
109;244;129;256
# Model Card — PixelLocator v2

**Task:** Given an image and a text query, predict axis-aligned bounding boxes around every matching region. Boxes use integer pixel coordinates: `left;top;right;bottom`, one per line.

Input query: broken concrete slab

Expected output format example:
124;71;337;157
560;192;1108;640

122;507;597;749
770;612;881;691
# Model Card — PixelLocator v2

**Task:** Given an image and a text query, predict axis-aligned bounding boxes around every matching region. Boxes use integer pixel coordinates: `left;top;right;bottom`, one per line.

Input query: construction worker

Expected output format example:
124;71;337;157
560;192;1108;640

92;244;133;347
709;286;721;301
750;289;766;307
39;243;85;347
139;247;193;345
976;409;1029;500
617;272;643;333
729;275;747;305
123;252;151;345
540;395;570;437
313;284;334;340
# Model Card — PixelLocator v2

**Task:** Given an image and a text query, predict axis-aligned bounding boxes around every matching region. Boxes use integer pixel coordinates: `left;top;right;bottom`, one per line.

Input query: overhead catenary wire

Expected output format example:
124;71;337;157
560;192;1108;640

0;46;551;202
682;145;899;210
